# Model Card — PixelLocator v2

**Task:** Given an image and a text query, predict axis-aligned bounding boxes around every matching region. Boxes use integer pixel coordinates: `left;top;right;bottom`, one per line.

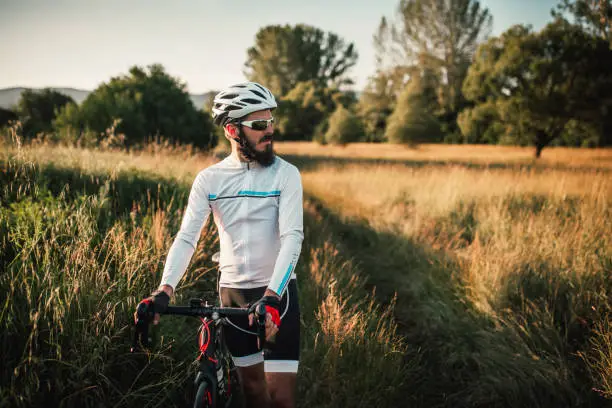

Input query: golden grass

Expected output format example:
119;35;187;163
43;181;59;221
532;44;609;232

300;162;610;221
278;142;612;404
288;141;611;371
1;139;412;407
276;141;612;169
1;141;218;183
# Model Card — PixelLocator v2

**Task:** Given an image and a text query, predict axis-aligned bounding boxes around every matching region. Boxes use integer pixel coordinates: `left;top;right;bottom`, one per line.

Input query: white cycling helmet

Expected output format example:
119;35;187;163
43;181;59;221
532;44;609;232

211;82;277;126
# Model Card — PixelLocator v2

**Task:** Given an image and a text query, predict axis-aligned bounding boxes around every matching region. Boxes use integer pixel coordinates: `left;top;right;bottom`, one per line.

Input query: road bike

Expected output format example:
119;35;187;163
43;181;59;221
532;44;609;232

132;297;267;408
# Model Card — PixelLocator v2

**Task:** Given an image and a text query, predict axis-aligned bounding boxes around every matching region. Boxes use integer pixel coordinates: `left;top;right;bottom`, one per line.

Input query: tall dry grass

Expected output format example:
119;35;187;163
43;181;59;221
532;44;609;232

276;141;612;169
1;136;409;407
288;143;612;406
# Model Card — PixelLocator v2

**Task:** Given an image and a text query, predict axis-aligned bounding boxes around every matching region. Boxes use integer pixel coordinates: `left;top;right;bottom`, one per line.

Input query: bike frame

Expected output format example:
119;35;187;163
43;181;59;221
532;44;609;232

132;298;266;408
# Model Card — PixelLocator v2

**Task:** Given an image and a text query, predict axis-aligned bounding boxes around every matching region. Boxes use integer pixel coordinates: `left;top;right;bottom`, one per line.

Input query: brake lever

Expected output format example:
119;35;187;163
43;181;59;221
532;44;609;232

256;303;267;351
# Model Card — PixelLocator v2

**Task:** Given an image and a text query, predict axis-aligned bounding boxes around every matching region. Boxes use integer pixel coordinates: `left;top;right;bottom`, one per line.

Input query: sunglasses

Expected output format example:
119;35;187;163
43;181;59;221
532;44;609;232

240;117;274;131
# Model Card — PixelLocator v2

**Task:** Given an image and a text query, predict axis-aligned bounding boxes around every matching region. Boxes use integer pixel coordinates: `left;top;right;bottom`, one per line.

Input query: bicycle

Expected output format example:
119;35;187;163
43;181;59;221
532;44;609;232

131;297;267;408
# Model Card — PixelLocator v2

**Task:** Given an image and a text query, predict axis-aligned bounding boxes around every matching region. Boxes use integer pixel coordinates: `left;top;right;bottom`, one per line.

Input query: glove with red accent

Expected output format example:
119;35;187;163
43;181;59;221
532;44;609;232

135;290;170;324
132;290;170;352
249;295;281;327
262;295;281;327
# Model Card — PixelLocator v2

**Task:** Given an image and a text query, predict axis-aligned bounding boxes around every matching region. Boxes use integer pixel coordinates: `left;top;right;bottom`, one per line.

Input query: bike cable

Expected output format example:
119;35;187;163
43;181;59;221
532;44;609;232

224;288;291;336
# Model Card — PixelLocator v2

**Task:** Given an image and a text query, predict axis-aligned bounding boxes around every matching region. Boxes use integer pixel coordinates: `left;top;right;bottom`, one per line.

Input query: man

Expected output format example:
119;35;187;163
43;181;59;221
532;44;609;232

138;81;303;408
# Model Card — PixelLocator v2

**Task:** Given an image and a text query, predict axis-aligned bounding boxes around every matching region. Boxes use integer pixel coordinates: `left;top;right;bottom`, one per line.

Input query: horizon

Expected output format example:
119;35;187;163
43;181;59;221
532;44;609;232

1;0;559;94
0;85;214;95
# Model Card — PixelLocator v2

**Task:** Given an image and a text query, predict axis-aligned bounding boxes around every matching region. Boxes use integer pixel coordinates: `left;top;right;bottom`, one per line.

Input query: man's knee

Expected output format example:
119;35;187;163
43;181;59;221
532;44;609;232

270;391;294;408
238;365;268;399
242;377;266;396
267;372;296;408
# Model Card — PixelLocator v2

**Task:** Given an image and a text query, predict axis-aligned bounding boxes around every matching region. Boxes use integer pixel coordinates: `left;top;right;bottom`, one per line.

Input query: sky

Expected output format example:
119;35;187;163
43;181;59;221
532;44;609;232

0;0;559;94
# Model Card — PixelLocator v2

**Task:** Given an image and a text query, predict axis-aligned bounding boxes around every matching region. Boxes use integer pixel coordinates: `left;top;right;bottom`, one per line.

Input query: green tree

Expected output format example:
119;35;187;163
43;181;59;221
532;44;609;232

357;18;412;142
385;68;443;145
0;107;18;128
244;24;358;96
16;88;75;139
554;0;612;46
457;101;504;144
324;104;365;145
55;64;215;149
357;66;410;142
463;20;612;157
274;81;353;141
376;0;492;133
554;0;612;146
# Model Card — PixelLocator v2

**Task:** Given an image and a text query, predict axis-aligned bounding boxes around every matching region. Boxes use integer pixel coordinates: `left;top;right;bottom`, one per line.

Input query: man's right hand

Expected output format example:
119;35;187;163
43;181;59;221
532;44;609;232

134;286;172;325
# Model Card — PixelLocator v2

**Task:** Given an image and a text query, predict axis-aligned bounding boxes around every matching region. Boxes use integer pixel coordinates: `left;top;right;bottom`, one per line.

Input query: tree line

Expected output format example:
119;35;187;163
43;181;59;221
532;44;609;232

2;0;611;157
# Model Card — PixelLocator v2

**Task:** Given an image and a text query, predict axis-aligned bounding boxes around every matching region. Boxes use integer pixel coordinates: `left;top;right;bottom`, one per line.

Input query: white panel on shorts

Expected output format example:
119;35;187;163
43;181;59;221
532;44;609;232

264;360;299;373
232;352;264;367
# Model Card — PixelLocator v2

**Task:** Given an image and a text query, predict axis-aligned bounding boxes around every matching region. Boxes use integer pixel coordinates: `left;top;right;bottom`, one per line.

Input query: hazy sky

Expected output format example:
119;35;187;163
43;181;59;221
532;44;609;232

0;0;559;93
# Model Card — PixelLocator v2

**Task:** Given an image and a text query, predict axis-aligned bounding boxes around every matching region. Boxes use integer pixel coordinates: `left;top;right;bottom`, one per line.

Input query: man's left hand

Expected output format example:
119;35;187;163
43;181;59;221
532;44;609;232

249;289;281;343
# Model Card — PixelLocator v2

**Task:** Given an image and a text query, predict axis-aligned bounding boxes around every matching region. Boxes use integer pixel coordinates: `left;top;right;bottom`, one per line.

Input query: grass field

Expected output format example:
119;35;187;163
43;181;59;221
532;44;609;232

1;136;611;407
277;142;612;407
276;141;612;169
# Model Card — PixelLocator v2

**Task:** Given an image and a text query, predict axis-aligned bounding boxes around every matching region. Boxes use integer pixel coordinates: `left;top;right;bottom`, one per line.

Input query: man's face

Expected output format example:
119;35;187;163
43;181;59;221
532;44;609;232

226;109;276;166
240;109;274;153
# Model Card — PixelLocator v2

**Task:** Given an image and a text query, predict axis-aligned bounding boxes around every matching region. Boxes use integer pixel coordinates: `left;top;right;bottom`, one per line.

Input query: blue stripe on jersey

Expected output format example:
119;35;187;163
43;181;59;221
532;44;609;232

237;190;281;196
209;190;280;201
277;262;294;295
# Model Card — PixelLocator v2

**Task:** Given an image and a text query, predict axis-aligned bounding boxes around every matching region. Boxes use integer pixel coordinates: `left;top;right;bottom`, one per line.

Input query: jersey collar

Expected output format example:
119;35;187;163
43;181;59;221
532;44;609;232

227;152;262;169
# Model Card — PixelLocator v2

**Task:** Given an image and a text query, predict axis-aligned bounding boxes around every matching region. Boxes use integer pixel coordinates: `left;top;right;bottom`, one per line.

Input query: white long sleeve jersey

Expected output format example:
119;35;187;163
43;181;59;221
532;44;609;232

160;154;304;296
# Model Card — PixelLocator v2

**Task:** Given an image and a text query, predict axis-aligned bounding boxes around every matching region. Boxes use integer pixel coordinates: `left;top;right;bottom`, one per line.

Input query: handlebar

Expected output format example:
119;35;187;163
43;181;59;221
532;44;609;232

131;298;268;353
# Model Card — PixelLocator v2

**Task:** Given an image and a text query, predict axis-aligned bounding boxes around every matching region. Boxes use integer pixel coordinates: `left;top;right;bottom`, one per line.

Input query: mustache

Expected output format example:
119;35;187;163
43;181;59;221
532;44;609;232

260;135;273;143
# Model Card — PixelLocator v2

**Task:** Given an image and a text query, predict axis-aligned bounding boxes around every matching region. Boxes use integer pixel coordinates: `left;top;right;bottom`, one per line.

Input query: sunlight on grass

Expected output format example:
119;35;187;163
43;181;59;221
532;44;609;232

276;141;612;169
2;136;611;407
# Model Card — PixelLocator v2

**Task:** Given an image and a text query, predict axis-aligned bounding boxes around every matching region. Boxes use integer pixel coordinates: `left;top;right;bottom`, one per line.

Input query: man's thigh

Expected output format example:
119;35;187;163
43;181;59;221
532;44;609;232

220;280;301;371
264;280;300;373
219;285;263;367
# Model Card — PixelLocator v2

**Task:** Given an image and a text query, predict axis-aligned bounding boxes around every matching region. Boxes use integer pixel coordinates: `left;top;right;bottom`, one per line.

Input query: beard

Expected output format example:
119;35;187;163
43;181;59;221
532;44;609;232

238;129;276;167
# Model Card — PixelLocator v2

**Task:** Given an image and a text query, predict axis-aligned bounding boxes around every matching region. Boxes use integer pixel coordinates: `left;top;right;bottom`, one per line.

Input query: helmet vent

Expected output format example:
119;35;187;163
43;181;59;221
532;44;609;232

211;81;277;122
253;83;268;94
250;90;265;98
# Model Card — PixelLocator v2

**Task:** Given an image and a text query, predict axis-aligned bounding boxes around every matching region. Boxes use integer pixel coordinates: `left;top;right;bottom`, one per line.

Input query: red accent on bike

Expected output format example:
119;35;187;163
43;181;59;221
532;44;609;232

266;305;281;327
199;320;212;354
203;389;212;406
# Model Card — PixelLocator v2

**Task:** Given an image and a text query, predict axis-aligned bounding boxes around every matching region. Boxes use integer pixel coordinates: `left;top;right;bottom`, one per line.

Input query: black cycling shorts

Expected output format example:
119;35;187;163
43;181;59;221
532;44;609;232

219;279;300;373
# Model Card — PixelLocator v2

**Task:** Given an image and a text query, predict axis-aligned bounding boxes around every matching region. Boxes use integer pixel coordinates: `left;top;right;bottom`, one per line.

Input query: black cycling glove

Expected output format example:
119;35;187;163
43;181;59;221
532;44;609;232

139;290;170;317
249;295;281;327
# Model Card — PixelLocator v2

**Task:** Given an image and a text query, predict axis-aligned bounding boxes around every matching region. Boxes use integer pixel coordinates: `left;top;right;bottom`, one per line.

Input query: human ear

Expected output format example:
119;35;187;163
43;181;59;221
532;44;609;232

224;123;236;138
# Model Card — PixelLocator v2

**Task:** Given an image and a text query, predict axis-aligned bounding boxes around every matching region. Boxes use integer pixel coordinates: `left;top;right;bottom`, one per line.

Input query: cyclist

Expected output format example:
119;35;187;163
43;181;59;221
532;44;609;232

138;81;303;408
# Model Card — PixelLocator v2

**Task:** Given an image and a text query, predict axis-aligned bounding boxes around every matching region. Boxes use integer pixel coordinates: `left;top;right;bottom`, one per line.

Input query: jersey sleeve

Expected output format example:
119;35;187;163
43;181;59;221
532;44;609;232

160;171;211;290
267;164;304;297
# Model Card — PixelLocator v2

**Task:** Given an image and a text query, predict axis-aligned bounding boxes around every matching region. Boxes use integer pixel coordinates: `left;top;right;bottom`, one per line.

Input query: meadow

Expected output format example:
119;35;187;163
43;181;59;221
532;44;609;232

276;142;612;407
1;134;611;407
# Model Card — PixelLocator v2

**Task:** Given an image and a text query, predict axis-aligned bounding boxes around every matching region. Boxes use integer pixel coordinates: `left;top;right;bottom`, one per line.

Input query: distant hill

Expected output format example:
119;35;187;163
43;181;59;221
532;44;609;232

0;87;216;111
